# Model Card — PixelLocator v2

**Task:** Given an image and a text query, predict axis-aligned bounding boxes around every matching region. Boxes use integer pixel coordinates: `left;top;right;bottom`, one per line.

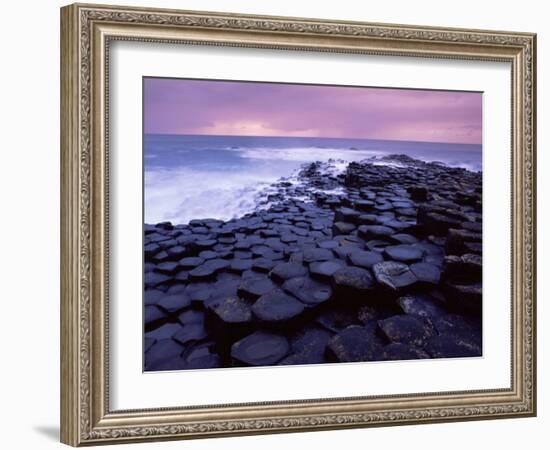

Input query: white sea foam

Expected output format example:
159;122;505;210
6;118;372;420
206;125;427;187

238;146;379;163
144;168;280;224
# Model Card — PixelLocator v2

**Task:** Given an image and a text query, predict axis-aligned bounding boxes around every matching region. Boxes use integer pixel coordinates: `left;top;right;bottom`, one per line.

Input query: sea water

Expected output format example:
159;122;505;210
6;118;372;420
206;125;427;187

144;134;482;225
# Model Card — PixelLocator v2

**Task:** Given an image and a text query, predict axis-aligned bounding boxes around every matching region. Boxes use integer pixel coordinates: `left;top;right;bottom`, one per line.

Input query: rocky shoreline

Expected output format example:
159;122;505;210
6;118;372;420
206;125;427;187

144;155;482;371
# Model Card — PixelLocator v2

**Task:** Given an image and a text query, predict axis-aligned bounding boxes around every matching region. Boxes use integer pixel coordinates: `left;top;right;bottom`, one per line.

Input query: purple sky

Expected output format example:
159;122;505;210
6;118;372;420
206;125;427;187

144;78;482;144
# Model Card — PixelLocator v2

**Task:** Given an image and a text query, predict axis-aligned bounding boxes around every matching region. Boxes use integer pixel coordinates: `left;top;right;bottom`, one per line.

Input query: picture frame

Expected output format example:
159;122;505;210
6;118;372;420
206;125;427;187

60;2;537;446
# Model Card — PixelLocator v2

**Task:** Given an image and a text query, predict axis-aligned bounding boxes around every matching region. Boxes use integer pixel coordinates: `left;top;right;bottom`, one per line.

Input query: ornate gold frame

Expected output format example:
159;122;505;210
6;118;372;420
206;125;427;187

60;3;537;446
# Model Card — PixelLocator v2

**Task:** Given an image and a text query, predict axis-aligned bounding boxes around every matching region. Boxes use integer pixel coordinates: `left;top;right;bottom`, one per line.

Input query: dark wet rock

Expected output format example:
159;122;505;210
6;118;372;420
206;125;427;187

334;207;361;224
426;334;481;358
358;225;395;240
410;262;441;284
145;323;182;341
331;266;374;298
315;308;359;332
189;258;229;280
237;275;276;300
372;261;417;290
461;221;482;233
444;253;482;283
178;256;205;270
144;339;185;371
270;262;308;283
155;261;179;275
282;276;333;306
144;243;161;258
303;248;334;263
397;293;446;320
446;228;482;255
317;239;340;250
157;293;192;314
418;209;462;236
378;315;434;347
178;309;205;327
144;271;171;289
184;282;214;303
326;323;384;362
144;289;164;306
229;258;254;273
198;250;219;260
194;239;217;250
251;258;278;273
278;327;332;365
144;337;156;353
408;186;429;201
390;233;418;245
332;221;356;236
144;305;166;329
151;251;170;263
444;282;482;313
165;245;187;260
208;295;252;326
174;270;189;283
366;240;391;253
376;343;430;360
173;322;208;345
384;245;423;262
309;259;347;280
184;345;222;369
252;290;305;324
231;331;289;366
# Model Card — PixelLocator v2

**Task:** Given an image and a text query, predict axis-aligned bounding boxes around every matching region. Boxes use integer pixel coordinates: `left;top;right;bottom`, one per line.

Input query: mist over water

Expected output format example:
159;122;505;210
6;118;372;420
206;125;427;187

144;134;482;225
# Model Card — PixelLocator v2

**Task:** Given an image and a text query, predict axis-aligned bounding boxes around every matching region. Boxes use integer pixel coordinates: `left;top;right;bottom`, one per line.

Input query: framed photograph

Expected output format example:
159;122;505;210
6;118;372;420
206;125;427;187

60;3;537;446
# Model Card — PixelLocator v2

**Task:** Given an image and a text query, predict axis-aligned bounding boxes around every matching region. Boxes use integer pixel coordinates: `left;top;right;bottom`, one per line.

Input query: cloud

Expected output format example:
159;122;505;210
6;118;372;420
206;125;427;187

144;78;482;144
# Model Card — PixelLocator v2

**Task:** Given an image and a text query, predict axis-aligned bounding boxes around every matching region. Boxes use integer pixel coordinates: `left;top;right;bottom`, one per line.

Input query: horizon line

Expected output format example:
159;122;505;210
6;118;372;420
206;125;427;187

143;132;482;147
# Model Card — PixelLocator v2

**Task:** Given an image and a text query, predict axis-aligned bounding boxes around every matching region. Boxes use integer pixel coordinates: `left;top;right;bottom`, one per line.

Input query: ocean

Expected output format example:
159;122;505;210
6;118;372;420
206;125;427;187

144;134;482;225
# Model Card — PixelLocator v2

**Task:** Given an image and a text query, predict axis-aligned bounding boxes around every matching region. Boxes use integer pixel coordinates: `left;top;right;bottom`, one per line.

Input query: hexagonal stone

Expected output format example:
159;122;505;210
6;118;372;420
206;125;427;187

348;250;383;269
309;259;347;280
145;322;182;340
144;271;170;288
194;239;217;250
251;258;278;273
144;337;156;353
231;331;289;366
184;345;222;369
425;334;481;358
358;225;395;240
378;315;434;347
397;294;446;320
372;261;417;290
144;305;166;327
278;327;332;365
444;253;482;283
332;221;356;236
326;324;384;362
144;289;164;306
384;245;423;262
302;248;334;263
173;323;208;345
177;309;204;326
144;243;161;258
282;276;333;306
154;261;179;275
157;293;192;314
363;241;390;257
270;262;308;283
376;343;430;361
229;258;254;273
178;257;205;270
332;266;374;296
252;290;305;324
144;339;185;371
390;233;419;245
238;275;276;300
189;259;229;280
165;245;187;260
444;282;482;312
208;296;252;325
410;262;441;284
